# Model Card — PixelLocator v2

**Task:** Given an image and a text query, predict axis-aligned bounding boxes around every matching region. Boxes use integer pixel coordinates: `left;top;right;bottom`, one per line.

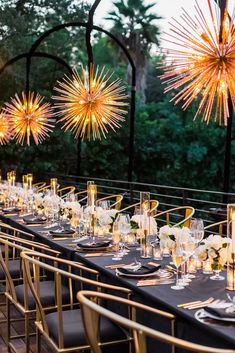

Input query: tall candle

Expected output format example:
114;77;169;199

50;178;58;195
232;212;235;253
27;174;33;190
11;175;15;187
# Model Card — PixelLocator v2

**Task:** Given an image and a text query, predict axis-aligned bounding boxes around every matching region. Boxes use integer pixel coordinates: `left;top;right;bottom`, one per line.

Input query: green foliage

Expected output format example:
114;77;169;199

0;0;233;195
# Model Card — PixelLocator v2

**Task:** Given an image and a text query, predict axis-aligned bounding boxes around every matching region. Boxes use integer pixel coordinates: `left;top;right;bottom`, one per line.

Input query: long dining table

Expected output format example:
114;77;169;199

1;212;235;352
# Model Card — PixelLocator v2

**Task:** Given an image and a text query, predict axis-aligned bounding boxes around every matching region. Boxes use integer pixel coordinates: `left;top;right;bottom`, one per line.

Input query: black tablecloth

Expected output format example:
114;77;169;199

1;213;235;352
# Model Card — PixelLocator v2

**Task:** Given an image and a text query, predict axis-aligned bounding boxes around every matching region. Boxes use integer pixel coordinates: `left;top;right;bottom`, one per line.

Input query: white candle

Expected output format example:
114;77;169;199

232;212;235;253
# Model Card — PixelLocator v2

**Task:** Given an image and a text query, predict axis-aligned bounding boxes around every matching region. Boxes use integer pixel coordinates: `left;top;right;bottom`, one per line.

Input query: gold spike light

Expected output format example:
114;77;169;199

53;64;128;140
160;0;235;125
4;91;55;145
0;110;12;145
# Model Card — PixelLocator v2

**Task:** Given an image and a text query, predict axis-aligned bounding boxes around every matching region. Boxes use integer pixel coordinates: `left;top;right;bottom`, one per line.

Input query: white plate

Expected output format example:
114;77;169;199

195;308;235;323
116;268;172;279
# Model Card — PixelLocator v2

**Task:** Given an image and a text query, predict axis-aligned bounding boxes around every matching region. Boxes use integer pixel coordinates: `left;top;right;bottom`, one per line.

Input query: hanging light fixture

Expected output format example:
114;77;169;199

3;91;56;145
53;0;128;141
160;0;235;125
0;110;12;145
53;64;128;140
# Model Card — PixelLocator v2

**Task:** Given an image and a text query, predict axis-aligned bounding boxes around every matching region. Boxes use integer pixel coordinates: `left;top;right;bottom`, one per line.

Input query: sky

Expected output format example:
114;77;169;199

94;0;196;33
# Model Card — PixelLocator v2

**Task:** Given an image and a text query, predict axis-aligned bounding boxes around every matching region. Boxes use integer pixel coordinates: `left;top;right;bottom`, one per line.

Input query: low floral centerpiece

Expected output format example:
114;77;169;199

195;234;231;281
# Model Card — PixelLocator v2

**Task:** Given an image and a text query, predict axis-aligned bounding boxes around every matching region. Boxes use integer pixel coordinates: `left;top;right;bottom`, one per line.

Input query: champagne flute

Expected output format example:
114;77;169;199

171;243;184;290
190;218;204;245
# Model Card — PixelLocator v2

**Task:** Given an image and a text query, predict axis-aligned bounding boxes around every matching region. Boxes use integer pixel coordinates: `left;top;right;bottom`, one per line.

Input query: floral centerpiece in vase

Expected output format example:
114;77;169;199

195;234;231;280
158;225;192;256
85;206;118;235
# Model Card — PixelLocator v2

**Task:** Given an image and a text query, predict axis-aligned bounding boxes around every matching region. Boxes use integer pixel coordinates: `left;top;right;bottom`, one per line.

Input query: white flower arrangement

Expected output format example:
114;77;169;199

59;201;81;220
195;234;231;270
159;225;192;250
130;215;158;235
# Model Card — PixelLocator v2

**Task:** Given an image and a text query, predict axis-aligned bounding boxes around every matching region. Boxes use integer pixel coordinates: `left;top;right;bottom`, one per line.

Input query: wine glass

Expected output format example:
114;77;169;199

96;200;111;210
171;243;184;290
116;213;131;256
190;218;204;245
181;240;196;280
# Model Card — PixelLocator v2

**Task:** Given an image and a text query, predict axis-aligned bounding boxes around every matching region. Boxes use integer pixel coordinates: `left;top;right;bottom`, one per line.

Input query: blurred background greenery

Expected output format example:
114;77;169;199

0;0;229;191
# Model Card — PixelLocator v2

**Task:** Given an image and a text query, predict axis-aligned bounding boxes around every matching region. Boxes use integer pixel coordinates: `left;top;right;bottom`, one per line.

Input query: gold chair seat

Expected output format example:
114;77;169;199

0;259;22;280
15;280;70;310
45;308;127;349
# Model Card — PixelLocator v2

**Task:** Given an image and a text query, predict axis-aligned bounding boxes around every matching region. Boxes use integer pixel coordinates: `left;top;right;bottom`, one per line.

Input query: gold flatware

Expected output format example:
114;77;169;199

52;237;73;241
4;213;18;216
105;262;135;269
137;279;174;287
177;300;202;308
186;297;214;310
84;253;114;257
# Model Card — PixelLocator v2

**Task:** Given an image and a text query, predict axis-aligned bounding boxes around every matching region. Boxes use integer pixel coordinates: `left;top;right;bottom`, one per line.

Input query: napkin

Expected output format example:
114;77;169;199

117;264;160;276
23;216;47;225
205;306;235;319
49;229;75;236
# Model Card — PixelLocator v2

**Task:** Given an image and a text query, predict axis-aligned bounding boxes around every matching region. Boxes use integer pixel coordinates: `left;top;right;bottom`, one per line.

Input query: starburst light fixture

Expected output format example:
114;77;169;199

53;64;128;140
160;0;235;125
0;110;12;145
4;91;56;145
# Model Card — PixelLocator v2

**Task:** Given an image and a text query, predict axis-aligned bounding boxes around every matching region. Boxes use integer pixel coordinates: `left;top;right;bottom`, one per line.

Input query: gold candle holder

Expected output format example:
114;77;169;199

22;175;28;189
227;205;235;291
50;178;58;195
87;183;97;213
27;173;33;190
7;172;11;186
227;253;235;291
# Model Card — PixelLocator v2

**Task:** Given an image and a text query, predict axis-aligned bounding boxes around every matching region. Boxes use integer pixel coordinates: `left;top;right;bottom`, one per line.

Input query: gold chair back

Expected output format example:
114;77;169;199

32;182;46;189
21;251;132;352
58;186;76;198
154;206;195;227
77;290;234;353
97;194;123;210
120;200;159;216
204;220;227;236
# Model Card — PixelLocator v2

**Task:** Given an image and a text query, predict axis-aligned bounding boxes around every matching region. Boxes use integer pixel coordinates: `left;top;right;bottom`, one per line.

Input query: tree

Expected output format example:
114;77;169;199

106;0;161;103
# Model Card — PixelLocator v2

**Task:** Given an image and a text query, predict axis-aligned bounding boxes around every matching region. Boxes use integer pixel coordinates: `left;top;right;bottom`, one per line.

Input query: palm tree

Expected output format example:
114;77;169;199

106;0;161;103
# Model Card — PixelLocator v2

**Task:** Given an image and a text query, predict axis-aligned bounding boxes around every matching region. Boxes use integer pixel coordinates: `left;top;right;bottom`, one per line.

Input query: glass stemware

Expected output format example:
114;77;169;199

112;221;122;260
190;218;204;245
171;243;184;290
116;213;131;256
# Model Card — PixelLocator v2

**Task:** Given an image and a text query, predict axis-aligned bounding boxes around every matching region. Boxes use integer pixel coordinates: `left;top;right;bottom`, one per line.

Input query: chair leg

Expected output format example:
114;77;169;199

6;297;11;353
25;312;30;353
36;327;41;353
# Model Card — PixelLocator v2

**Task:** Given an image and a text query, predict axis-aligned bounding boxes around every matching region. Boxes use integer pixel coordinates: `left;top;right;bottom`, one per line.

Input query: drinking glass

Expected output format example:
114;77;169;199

190;218;204;245
112;221;122;260
116;213;131;256
96;200;111;210
181;240;196;280
171;243;184;290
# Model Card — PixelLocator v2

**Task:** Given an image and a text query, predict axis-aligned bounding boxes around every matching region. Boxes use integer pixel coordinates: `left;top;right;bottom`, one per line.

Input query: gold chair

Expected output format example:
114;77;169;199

0;222;35;241
120;200;159;216
204;220;227;236
32;182;46;189
58;186;76;198
36;184;51;193
78;290;235;353
0;237;61;353
75;189;88;203
97;194;123;210
22;251;132;353
154;206;195;227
